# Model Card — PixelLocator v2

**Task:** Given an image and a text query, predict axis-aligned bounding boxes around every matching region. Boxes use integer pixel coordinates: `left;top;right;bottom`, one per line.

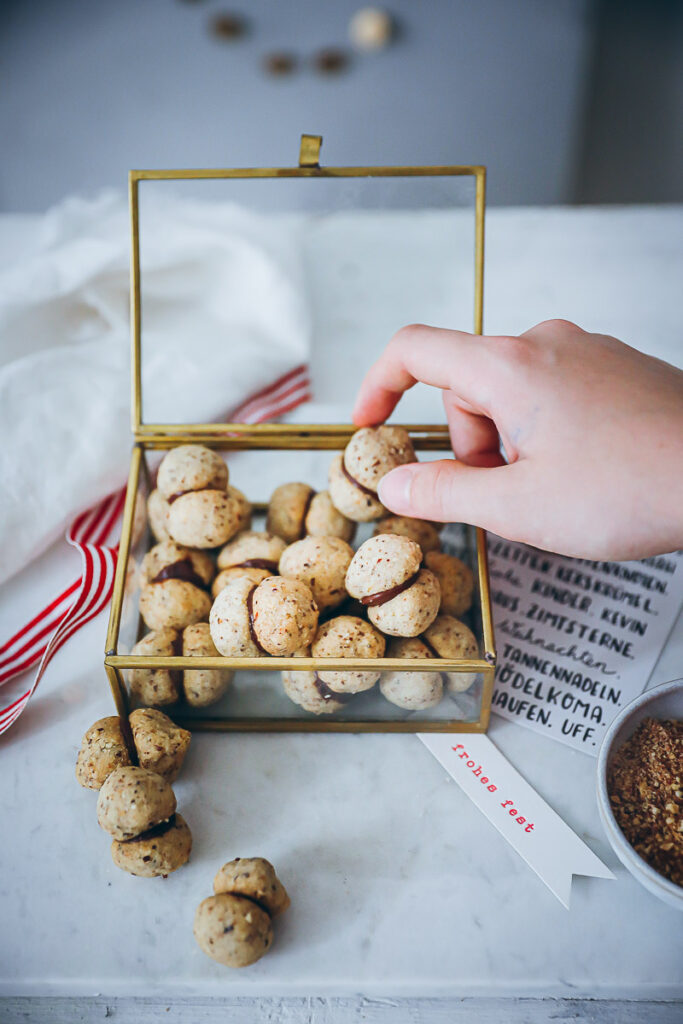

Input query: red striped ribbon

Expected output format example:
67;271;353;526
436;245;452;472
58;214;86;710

0;364;312;735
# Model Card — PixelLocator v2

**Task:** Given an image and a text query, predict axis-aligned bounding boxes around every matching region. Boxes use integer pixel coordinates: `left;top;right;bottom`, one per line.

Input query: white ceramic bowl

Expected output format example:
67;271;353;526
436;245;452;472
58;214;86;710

596;678;683;910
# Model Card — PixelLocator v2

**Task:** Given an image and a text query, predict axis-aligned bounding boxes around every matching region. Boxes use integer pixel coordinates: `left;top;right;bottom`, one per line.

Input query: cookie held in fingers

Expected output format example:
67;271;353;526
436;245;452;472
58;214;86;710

266;482;315;543
75;716;133;789
278;535;354;613
345;534;441;636
250;577;319;656
129;708;191;781
344;425;416;492
111;813;192;877
380;638;443;710
374;515;441;554
304;490;356;543
328;452;385;522
424;551;474;617
182;622;233;707
194;893;274;967
129;628;182;707
311;615;385;694
282;649;351;715
157;445;228;501
213;857;290;917
96;766;176;841
423;614;478;693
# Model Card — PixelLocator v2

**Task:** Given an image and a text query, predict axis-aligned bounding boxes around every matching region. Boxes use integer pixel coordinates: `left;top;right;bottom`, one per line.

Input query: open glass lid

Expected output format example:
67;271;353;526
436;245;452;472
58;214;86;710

129;134;485;436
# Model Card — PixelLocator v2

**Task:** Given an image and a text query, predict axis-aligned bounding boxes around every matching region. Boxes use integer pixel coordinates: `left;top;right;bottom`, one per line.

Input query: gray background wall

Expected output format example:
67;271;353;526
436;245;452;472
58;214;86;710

0;0;681;211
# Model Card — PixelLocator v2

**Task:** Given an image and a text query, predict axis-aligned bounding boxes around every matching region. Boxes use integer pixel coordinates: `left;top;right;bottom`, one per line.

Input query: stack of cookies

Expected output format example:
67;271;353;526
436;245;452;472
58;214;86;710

75;709;193;877
130;428;478;717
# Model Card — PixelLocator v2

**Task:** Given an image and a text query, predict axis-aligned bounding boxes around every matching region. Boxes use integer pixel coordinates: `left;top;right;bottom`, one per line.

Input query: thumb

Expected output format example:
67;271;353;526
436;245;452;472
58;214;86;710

377;459;522;532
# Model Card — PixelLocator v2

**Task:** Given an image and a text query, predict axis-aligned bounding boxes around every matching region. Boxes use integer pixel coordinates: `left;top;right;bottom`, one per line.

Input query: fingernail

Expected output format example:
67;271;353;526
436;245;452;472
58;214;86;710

378;464;417;510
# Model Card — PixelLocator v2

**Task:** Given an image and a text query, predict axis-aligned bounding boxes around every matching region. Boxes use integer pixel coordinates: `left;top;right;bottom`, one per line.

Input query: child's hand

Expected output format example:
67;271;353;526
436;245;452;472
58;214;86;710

353;319;683;560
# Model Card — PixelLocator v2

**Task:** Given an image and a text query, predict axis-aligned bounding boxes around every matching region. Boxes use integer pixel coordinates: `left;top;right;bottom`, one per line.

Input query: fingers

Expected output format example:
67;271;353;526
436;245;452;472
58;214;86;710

377;458;525;533
353;324;498;426
442;391;504;467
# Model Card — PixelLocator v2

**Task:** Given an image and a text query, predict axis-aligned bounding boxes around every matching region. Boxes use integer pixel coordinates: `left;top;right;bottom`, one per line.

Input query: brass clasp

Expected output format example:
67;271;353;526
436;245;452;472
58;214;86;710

299;134;322;168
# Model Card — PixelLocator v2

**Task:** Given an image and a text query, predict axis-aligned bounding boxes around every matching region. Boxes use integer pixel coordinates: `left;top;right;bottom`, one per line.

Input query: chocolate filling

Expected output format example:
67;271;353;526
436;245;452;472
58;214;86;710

125;814;177;844
361;570;420;607
167;483;224;504
246;585;268;654
340;461;377;498
230;559;279;573
298;489;316;538
313;674;355;704
151;558;208;591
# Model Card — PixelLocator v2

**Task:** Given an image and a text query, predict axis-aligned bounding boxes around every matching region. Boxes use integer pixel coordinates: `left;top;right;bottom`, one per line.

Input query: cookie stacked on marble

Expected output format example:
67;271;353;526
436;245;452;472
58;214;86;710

75;709;193;877
131;429;477;718
194;858;290;967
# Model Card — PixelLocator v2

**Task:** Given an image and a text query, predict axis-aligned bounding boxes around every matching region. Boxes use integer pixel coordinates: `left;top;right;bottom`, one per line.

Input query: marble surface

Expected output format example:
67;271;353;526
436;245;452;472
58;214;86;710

1;205;682;999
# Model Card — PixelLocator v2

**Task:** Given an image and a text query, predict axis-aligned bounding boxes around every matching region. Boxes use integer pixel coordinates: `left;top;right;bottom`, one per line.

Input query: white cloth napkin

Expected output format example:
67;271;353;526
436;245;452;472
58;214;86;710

0;191;311;586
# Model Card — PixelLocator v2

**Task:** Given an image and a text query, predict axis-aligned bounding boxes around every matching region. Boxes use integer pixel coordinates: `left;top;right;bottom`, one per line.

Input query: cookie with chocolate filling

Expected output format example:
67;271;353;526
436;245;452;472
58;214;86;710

329;426;416;523
250;577;318;656
373;515;441;554
282;648;351;715
266;482;315;543
213;857;290;917
345;534;440;637
214;531;287;597
182;621;233;707
167;489;244;549
129;628;182;707
129;708;191;781
111;812;192;877
157;445;228;501
344;425;416;491
304;490;356;543
424;551;474;618
423;614;478;693
310;615;385;693
210;576;265;659
379;637;443;710
194;893;273;968
96;766;176;842
138;542;213;632
75;716;133;789
278;535;353;613
328;452;385;522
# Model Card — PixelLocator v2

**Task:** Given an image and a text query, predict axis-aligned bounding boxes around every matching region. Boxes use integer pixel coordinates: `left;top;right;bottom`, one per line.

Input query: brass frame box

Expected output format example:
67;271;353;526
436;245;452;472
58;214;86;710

104;134;496;734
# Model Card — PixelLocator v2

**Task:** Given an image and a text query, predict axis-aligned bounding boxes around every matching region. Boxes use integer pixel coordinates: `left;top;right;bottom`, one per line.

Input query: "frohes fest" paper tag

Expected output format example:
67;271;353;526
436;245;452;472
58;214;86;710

418;732;614;908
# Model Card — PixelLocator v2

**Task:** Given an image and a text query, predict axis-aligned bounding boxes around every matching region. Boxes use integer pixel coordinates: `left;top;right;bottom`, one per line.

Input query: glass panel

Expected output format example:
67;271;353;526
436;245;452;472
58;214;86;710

135;172;477;426
115;449;487;731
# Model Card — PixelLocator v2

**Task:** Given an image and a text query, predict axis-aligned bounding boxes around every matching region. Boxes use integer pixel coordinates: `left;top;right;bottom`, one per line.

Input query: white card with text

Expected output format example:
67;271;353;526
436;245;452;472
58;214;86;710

419;732;614;908
486;542;683;754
